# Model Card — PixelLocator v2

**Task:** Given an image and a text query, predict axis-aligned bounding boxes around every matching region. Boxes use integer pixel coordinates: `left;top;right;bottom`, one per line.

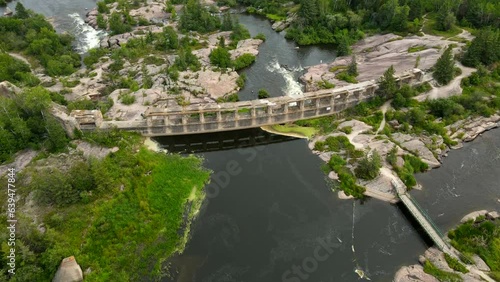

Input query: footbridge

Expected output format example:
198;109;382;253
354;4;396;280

75;69;424;136
392;179;452;253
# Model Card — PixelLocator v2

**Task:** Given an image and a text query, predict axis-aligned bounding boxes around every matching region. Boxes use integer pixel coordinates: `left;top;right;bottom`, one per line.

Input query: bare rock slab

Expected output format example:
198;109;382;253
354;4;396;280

53;256;83;282
394;264;439;282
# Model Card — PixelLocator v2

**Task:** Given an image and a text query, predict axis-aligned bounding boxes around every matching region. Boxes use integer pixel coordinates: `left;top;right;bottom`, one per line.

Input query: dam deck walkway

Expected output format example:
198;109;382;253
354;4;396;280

73;70;425;136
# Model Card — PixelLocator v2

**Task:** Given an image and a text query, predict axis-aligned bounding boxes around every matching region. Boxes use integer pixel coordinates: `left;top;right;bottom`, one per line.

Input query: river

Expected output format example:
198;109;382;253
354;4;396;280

2;2;499;281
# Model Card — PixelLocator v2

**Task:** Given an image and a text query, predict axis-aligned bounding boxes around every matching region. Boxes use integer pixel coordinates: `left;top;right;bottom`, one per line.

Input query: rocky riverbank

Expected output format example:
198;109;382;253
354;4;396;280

307;113;500;202
58;2;264;123
394;210;499;282
301;30;472;92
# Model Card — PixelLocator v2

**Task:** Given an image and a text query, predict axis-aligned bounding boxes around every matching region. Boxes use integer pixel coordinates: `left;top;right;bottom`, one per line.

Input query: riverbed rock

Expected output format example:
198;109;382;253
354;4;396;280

53;256;83;282
472;255;491;272
460;210;488;223
486;211;499;220
0;149;38;177
392;133;440;168
177;69;239;99
337;191;354;200
271;14;297;32
301;32;467;92
328;171;339;181
0;81;21;98
394;264;439;282
73;140;119;160
230;38;264;60
128;2;168;23
424;247;453;272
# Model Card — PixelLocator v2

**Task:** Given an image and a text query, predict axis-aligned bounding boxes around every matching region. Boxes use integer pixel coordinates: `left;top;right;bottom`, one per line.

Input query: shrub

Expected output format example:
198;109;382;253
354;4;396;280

423;260;462;282
339;126;352;134
236;74;246;88
253;33;266;41
403;154;429;173
354;151;382;180
233;53;256;70
314;141;326;151
209;47;232;68
444;253;469;274
317;80;335;89
258;89;270;99
120;93;136;105
328;154;346;171
337;169;366;198
324;136;354;152
335;71;358;83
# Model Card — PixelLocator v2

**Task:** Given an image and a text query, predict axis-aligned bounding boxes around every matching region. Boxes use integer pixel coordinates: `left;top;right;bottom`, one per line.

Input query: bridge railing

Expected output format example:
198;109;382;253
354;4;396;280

405;193;452;249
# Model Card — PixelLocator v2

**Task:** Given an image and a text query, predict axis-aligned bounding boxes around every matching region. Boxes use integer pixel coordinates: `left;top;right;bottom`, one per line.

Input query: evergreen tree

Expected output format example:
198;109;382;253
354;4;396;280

179;0;220;33
433;46;455;85
335;30;351;56
391;5;410;32
355;151;382;180
15;2;29;19
218;36;226;48
378;65;398;99
407;0;424;20
209;47;232;68
347;55;358;77
462;29;500;67
299;0;319;26
221;13;233;31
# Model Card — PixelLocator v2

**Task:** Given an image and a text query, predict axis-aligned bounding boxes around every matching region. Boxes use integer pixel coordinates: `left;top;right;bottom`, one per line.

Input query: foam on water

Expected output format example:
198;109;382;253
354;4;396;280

68;13;106;54
266;58;304;98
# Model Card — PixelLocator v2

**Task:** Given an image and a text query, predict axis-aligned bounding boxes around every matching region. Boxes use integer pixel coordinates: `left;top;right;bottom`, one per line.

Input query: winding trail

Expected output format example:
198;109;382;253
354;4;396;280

415;62;476;102
8;52;33;70
376;100;392;134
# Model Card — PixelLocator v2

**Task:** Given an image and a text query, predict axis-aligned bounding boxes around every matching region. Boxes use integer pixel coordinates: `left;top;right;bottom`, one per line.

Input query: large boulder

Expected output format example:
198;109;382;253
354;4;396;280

53;256;83;282
460;210;488;223
0;81;21;98
394;264;439;282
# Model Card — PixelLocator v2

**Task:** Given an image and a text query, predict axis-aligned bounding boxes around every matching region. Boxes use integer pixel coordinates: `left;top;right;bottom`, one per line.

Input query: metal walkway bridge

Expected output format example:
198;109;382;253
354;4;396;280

392;179;497;282
392;179;452;252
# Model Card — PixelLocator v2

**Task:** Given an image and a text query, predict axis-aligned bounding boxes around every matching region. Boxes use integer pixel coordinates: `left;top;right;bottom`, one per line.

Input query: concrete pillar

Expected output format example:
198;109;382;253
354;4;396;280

298;100;305;119
182;115;188;134
216;111;222;121
330;96;335;112
146;116;153;135
251;108;256;126
315;98;320;116
200;112;205;123
267;106;273;124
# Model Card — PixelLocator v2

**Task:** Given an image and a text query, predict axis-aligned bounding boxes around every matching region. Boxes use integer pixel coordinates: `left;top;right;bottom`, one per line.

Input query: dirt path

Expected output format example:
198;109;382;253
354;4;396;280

0;150;38;177
376;100;392;134
8;52;33;69
415;62;476;102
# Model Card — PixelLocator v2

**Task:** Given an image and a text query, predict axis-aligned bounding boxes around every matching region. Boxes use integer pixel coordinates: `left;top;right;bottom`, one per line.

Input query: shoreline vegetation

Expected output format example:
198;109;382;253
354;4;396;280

0;0;499;281
0;128;211;281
